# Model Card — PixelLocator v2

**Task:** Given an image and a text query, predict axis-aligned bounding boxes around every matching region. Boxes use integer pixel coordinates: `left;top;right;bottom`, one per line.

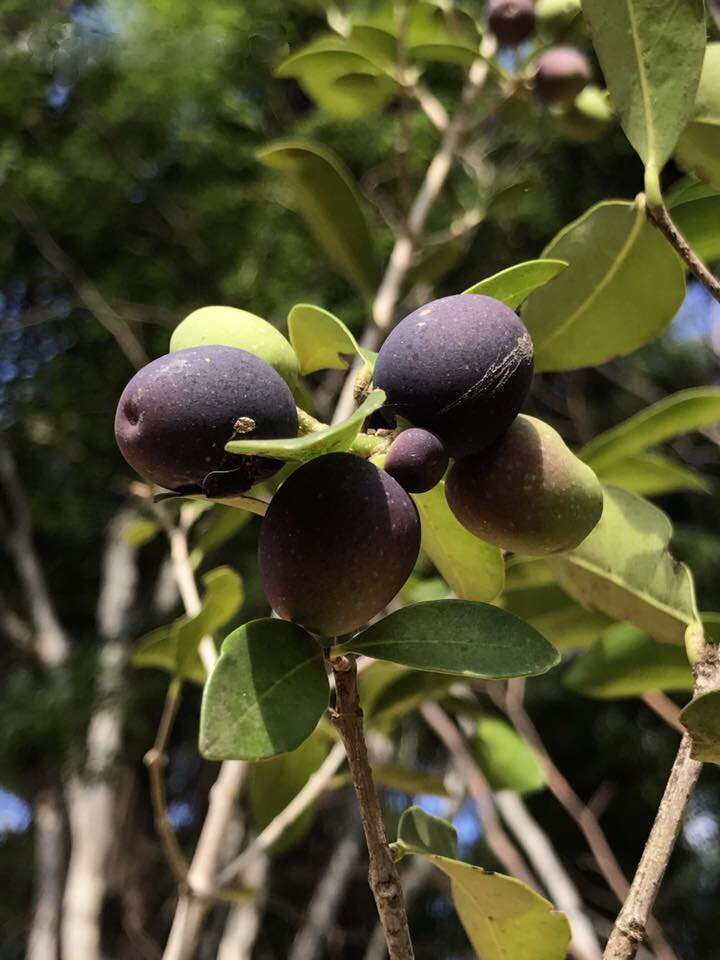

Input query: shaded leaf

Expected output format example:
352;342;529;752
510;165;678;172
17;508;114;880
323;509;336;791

367;669;456;727
373;765;449;797
581;0;706;192
681;691;720;763
413;481;504;603
226;390;385;461
258;140;378;296
463;259;568;308
504;558;556;591
500;582;613;651
122;518;159;546
549;486;700;645
523;200;685;371
341;601;560;679
175;567;244;676
675;44;720;191
474;715;545;795
132;625;206;685
564;623;692;698
669;183;720;264
288;303;359;374
193;505;254;559
199;619;329;761
579;388;720;471
394;805;458;860
595;452;708;496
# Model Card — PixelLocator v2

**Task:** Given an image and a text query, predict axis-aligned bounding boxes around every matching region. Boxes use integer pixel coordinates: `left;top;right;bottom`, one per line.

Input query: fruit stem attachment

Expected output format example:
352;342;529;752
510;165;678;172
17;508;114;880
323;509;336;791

642;194;720;305
328;651;415;959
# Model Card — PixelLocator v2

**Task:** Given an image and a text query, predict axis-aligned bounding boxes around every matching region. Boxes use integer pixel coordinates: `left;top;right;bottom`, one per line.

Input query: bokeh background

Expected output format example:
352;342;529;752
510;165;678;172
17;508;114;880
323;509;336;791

2;2;720;958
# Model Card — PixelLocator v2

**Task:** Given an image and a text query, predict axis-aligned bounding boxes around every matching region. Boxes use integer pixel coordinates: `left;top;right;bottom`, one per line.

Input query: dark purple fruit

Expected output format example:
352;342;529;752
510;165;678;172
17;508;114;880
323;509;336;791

488;0;536;46
373;294;534;458
384;428;449;494
258;453;421;637
115;345;298;494
535;47;591;104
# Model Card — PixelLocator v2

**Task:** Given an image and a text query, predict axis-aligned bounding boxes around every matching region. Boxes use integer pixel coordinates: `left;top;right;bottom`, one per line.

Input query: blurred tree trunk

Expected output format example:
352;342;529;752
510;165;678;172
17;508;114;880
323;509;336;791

216;853;269;960
27;786;65;960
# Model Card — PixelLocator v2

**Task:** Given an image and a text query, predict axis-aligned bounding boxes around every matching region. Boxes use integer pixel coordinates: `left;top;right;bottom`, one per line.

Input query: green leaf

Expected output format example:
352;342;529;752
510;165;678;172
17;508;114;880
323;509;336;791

523;200;685;371
463;259;568;308
579;388;720;471
681;691;720;763
122;517;159;546
132;625;206;685
594;452;708;496
564;623;692;698
287;303;359;374
581;0;706;194
669;184;720;264
500;583;613;651
394;806;458;860
249;728;329;853
373;765;449;797
199;619;329;761
504;558;556;591
413;481;504;603
258;140;378;296
226;389;385;461
474;715;545;795
675;45;720;191
548;486;700;645
193;505;253;559
341;600;560;679
367;669;456;727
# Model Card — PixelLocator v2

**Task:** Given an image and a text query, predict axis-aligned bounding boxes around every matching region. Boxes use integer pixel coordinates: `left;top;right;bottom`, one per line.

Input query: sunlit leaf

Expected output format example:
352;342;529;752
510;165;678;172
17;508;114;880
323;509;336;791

594;452;708;496
288;303;360;374
463;259;568;308
675;45;720;191
474;715;545;795
393;806;458;860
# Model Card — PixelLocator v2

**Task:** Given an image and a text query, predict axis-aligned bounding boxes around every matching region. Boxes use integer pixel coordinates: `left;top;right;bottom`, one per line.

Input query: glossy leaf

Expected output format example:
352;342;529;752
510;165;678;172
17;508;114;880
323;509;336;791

681;691;720;763
549;486;700;645
413;481;504;603
463;259;568;308
258;140;378;296
394;806;458;860
581;0;705;193
287;303;359;374
675;45;720;191
474;715;545;795
199;619;329;761
595;452;708;496
500;582;613;651
249;728;329;853
341;600;560;679
564;623;692;698
226;390;385;461
522;200;685;371
579;388;720;471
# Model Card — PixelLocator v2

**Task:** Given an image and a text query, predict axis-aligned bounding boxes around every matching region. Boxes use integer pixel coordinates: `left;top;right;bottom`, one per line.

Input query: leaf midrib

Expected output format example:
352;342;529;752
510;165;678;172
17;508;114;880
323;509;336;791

625;0;656;168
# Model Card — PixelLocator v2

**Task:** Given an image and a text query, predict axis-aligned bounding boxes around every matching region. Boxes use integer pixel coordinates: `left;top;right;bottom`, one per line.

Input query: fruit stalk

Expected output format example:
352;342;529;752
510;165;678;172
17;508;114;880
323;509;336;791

330;653;415;960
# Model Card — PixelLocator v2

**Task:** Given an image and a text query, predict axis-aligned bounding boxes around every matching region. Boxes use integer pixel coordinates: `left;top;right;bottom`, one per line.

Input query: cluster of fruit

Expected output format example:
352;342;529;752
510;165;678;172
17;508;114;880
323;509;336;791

115;294;603;639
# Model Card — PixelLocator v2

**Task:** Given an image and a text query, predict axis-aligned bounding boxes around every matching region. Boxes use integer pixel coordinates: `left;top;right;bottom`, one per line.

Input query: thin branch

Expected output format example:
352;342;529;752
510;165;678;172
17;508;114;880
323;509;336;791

362;858;437;960
645;199;720;304
603;641;720;960
330;655;414;960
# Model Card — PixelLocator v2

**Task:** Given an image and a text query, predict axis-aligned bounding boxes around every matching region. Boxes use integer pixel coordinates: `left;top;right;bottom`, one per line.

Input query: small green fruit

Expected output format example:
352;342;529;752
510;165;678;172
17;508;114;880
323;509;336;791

446;415;603;556
170;305;299;387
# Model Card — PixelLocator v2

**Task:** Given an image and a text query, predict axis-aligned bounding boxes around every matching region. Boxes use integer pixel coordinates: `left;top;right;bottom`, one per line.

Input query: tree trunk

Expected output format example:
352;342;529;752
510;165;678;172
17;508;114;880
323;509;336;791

27;786;65;960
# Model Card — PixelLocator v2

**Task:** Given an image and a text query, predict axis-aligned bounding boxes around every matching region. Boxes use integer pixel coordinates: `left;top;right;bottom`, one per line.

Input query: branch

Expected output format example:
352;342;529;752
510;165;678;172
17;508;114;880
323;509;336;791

362;858;437;960
330;655;414;960
603;641;720;960
27;786;65;960
645;198;720;304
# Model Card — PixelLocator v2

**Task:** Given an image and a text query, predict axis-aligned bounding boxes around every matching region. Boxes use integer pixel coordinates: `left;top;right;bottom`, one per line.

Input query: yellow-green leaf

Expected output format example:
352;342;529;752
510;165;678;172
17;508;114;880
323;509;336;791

288;303;360;374
463;259;568;308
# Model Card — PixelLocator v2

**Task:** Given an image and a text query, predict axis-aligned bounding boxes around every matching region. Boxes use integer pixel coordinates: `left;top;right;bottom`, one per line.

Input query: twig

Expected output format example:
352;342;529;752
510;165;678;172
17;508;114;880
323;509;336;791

419;701;537;887
603;641;720;960
645;199;720;304
330;655;414;960
362;858;437;960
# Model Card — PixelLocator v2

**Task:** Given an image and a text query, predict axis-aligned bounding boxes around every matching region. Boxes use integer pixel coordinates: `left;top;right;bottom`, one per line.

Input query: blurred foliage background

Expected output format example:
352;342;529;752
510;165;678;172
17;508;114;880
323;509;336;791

1;2;720;958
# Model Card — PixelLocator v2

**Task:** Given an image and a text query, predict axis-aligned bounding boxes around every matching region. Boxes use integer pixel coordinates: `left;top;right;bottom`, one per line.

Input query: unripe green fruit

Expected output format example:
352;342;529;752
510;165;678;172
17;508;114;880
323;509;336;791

446;415;603;556
535;47;591;105
487;0;536;47
258;453;421;636
170;305;299;387
554;86;613;142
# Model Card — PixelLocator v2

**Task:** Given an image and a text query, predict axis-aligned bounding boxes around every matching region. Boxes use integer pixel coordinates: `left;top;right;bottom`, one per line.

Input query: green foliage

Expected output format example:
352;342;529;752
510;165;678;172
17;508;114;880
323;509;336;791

675;44;720;191
549;486;700;645
564;623;693;698
500;582;613;651
463;259;568;307
474;715;546;794
669;180;720;263
287;302;361;373
339;600;560;679
373;764;449;796
412;481;505;603
393;806;458;859
581;0;706;200
595;453;709;496
257;140;378;297
199;619;329;761
680;691;720;762
523;200;686;370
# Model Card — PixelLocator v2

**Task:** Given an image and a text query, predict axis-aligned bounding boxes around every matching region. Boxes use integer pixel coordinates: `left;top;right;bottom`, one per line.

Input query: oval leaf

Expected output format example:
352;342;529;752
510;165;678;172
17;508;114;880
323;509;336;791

413;481;504;603
675;44;720;191
199;619;329;761
581;0;706;189
463;259;568;308
258;140;378;296
288;303;360;374
341;600;560;679
579;388;720;471
226;389;385;461
548;486;700;645
594;452;708;496
474;715;546;795
669;181;720;264
523;200;685;370
681;691;720;763
394;806;458;860
564;623;692;698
